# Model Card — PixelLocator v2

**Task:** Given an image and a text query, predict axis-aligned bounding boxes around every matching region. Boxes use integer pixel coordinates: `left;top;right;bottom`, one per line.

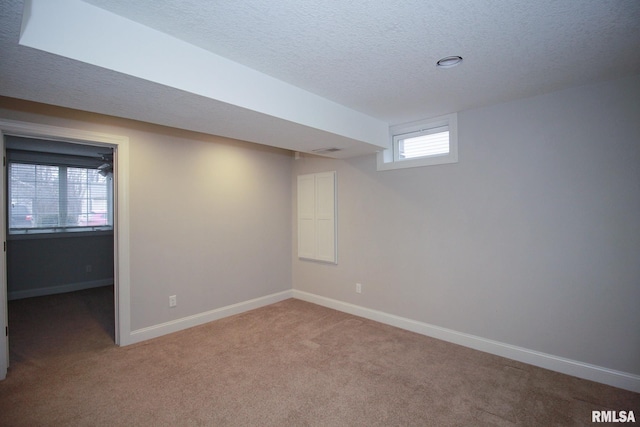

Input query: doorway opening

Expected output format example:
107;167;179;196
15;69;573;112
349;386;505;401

5;136;116;360
0;119;131;380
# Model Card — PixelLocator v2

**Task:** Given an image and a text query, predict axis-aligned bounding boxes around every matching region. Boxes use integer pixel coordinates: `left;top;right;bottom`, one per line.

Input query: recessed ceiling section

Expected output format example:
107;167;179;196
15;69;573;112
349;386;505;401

18;0;389;158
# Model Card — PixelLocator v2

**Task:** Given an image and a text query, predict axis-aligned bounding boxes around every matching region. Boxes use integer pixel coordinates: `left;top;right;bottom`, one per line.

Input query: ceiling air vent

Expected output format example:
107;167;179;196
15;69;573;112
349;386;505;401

311;147;342;154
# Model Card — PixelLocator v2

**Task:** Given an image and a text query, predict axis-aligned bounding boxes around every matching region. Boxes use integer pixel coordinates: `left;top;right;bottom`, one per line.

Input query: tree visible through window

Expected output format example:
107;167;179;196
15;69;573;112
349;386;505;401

8;162;112;233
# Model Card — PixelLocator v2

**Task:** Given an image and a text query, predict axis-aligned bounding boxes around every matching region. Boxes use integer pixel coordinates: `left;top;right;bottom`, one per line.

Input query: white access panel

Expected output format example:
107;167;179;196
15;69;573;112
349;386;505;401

297;171;337;263
297;174;316;260
315;172;336;263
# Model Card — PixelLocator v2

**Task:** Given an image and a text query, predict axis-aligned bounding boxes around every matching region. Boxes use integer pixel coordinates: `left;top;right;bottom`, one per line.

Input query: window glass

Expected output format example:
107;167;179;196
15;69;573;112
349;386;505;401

377;113;458;171
8;162;112;233
396;126;450;160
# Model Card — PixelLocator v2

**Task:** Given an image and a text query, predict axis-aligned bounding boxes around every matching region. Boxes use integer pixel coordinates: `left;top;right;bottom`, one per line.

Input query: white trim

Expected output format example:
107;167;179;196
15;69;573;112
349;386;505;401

112;127;130;346
128;290;293;344
377;113;458;171
292;290;640;393
0;119;128;146
7;279;113;301
0;118;131;347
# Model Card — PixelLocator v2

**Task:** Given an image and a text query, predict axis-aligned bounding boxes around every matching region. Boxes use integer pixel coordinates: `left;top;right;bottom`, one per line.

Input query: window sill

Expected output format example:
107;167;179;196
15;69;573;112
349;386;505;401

376;152;458;171
7;229;114;241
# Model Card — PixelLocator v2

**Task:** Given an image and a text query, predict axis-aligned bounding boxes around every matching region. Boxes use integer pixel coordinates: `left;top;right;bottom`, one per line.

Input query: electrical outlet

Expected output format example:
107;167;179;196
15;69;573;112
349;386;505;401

85;265;92;273
169;295;177;308
356;283;362;294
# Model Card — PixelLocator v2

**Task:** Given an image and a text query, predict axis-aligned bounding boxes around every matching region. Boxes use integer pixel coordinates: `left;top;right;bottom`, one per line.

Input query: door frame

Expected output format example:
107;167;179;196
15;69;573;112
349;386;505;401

0;118;131;379
1;129;7;379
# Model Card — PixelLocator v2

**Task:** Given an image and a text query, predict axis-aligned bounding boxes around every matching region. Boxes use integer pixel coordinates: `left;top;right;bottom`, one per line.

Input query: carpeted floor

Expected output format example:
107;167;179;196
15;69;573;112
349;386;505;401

0;287;638;426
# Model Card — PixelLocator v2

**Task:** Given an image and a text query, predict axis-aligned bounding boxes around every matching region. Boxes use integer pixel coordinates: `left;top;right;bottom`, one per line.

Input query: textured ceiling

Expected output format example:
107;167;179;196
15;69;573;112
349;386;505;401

1;0;640;157
82;0;640;123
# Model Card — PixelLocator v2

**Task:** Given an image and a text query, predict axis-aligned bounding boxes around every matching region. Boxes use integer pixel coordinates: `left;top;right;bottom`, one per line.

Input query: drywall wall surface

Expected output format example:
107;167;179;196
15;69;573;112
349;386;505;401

0;98;293;331
125;120;293;330
292;74;640;375
7;233;114;298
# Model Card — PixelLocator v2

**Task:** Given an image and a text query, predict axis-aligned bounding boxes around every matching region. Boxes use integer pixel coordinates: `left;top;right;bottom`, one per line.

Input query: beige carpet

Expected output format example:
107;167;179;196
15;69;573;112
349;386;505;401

1;287;638;426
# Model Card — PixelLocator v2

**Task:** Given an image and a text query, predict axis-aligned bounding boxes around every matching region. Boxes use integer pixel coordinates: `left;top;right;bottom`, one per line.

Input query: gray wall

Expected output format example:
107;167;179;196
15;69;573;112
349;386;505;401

0;98;293;331
292;74;640;375
126;124;293;329
7;233;114;299
1;74;637;377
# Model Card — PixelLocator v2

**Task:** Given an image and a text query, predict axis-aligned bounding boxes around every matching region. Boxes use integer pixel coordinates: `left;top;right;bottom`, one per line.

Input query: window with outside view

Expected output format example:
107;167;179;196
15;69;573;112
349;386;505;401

8;162;112;233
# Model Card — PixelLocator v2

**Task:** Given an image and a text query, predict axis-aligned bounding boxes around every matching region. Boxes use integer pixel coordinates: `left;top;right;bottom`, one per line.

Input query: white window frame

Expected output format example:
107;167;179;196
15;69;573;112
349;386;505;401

377;113;458;171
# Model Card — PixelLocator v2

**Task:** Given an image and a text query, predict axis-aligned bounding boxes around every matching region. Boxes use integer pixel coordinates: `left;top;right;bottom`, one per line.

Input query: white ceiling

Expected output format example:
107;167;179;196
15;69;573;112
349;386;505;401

1;0;639;158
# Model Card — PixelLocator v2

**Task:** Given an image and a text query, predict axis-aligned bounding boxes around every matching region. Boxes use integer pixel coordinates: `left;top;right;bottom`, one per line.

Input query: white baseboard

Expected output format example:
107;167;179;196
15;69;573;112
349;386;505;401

8;279;114;300
292;290;640;393
128;290;293;344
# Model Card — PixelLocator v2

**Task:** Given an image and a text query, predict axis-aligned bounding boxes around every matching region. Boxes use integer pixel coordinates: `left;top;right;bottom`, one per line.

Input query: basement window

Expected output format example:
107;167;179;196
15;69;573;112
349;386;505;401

377;113;458;171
